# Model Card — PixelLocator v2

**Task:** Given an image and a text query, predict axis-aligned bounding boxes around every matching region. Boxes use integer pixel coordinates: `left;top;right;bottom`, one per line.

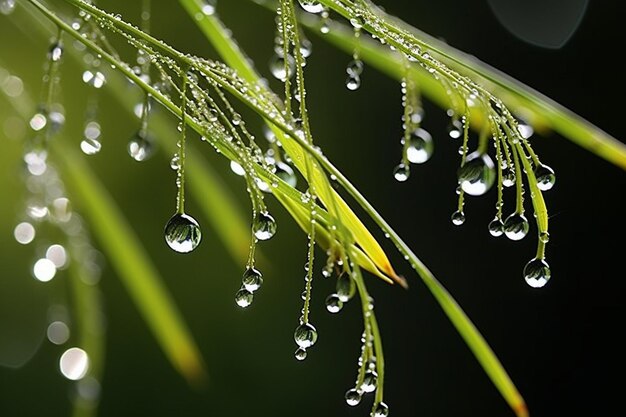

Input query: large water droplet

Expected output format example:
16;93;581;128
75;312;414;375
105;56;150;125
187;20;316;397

488;217;504;237
534;163;556;191
361;370;377;393
29;112;47;131
451;210;465;226
345;388;362;406
336;273;355;302
325;293;343;313
253;212;276;241
373;402;389;417
393;163;409;182
269;54;295;81
294;347;307;361
0;0;16;15
242;267;263;292
502;169;516;187
298;0;324;13
235;288;253;307
457;151;496;196
300;38;313;58
503;213;529;241
275;161;297;187
128;131;154;161
294;323;318;348
49;41;63;62
164;213;202;253
345;73;361;91
523;258;551;288
406;128;434;164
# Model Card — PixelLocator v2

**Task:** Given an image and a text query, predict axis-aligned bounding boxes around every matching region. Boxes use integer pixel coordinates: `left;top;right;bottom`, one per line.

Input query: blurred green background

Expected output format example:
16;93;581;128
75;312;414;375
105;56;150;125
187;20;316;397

1;1;625;416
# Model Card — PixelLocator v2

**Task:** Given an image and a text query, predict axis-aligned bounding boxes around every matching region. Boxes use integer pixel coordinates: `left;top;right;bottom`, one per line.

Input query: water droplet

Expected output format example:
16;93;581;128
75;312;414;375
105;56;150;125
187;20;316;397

345;388;361;406
451;210;465;226
82;70;106;88
350;15;365;29
346;59;364;76
488;217;504;237
253;212;276;241
373;402;389;417
294;323;318;348
29;112;47;131
80;138;102;155
534;164;555;191
170;154;180;170
269;54;295;81
300;38;313;58
457;151;496;196
447;118;463;139
502;169;516;187
128;131;154;161
361;370;377;393
33;258;57;282
393;163;409;182
49;41;63;62
47;321;70;345
201;0;217;15
523;258;551;288
275;161;297;187
242;267;263;292
0;0;16;15
298;0;324;13
325;293;343;313
14;222;35;244
294;347;307;360
164;213;202;253
406;128;433;164
517;123;534;139
503;213;529;241
59;347;89;381
345;73;361;91
46;244;68;268
539;231;550;243
235;288;253;307
336;273;355;302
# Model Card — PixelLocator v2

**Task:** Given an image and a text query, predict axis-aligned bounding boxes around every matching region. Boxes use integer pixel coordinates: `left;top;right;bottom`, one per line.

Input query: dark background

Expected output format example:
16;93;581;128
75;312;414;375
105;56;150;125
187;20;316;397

1;1;624;416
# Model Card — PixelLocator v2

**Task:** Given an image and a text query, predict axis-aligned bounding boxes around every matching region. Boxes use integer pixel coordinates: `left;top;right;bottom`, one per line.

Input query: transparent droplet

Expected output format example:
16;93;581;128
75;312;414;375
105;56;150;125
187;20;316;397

457;151;496;196
502;169;516;188
361;370;377;393
300;38;313;58
345;388;362;406
275;161;297;187
49;42;63;62
269;54;295;81
80;138;102;155
47;321;70;345
128;131;154;162
164;213;202;253
48;111;65;134
393;163;409;182
59;347;89;381
336;273;355;302
0;0;16;15
346;59;364;76
294;347;307;361
46;244;68;268
447;118;463;139
33;258;57;282
14;222;35;244
350;15;365;29
517;123;534;139
488;217;504;237
373;402;390;417
82;70;106;88
503;213;529;241
524;258;551;288
242;267;263;292
27;204;48;219
29;112;47;131
534;164;556;191
201;0;217;15
253;212;276;241
539;231;550;243
294;323;318;348
406;128;433;164
170;154;180;170
298;0;324;13
24;150;47;175
84;121;101;140
345;74;361;91
325;293;343;313
451;210;465;226
235;288;253;308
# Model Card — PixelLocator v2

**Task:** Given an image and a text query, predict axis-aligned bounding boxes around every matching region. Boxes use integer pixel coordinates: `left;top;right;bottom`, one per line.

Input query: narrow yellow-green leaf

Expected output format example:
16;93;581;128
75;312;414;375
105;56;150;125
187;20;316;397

53;143;207;385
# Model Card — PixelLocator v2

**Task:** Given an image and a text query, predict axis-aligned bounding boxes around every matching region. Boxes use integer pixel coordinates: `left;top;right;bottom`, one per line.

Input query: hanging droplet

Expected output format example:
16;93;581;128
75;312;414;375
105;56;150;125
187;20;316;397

344;388;362;406
300;38;313;58
235;288;254;308
393;163;409;182
164;213;202;253
80;138;102;155
170;154;180;170
269;54;295;81
336;273;355;302
346;59;364;76
502;169;516;187
49;41;63;62
361;370;377;393
534;164;556;191
457;151;496;196
253;212;277;241
275;161;297;187
451;210;465;226
0;0;16;15
298;0;324;14
325;293;343;313
14;222;36;244
488;217;504;237
200;0;217;15
345;73;361;91
242;267;263;292
373;402;390;417
447;118;463;139
127;131;154;162
406;128;434;164
294;347;307;361
503;213;529;241
539;231;550;243
294;323;318;348
523;258;551;288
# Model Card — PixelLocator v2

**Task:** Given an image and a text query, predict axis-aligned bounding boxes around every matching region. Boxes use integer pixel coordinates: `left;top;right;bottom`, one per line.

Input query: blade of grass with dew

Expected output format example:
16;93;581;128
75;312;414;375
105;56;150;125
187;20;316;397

179;0;403;285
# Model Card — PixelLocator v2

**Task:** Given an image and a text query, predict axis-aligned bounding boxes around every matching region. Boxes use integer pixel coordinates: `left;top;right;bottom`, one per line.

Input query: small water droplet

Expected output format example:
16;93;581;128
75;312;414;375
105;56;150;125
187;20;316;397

164;213;202;253
373;402;390;417
488;217;504;237
80;138;102;155
275;161;297;187
170;154;180;170
503;213;529;241
336;273;355;302
242;267;263;292
128;131;154;161
361;370;377;393
33;258;56;282
269;54;295;81
294;347;307;361
82;70;106;88
49;41;63;62
534;164;555;191
523;258;551;288
346;59;364;76
14;222;35;244
451;210;465;226
345;73;361;91
457;151;496;196
294;323;318;348
29;112;47;131
201;0;217;15
406;128;433;164
345;388;361;406
539;231;550;243
517;123;534;139
393;163;409;182
298;0;324;13
325;293;343;313
447;118;463;139
253;212;277;241
502;169;516;188
235;288;253;307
